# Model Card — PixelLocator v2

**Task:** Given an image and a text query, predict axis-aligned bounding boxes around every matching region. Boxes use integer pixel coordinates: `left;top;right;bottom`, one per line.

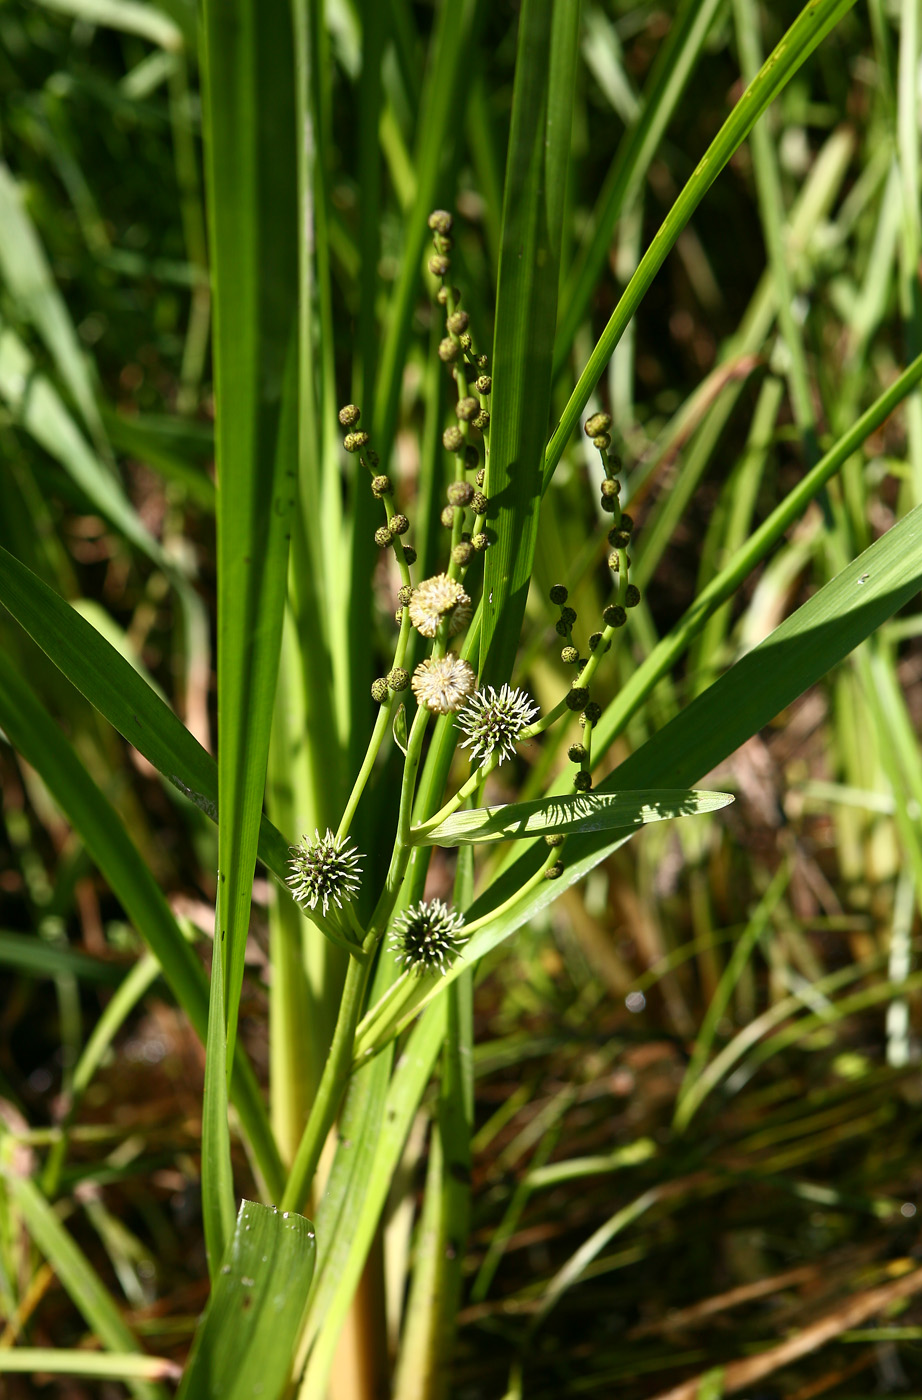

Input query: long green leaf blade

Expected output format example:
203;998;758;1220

177;1201;315;1400
413;789;733;846
480;0;579;684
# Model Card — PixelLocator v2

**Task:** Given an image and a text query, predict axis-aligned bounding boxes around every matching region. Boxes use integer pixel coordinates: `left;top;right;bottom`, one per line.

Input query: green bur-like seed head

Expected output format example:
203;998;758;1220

389;898;465;976
289;830;363;917
455;684;540;766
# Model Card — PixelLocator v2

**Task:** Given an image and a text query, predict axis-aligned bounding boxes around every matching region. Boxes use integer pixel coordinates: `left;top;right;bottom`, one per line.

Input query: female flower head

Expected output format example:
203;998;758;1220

389;898;465;975
288;829;363;916
455;684;539;766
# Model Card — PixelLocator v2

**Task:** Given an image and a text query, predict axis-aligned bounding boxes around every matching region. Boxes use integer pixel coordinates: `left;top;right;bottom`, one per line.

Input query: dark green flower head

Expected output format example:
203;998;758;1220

389;898;465;976
338;404;361;428
585;411;612;437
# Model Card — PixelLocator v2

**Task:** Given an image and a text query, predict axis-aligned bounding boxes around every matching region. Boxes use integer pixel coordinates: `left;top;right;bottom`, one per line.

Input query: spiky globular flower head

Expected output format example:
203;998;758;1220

455;684;540;766
408;574;472;639
288;830;363;917
411;654;476;714
389;899;465;975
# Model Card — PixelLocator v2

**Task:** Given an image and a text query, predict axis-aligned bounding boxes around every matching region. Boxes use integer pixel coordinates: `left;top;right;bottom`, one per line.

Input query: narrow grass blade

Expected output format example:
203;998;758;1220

0;1352;180;1382
33;0;185;49
545;0;858;486
2;1173;166;1400
0;653;284;1200
0;931;126;984
0;325;169;570
0;164;110;455
177;1201;315;1400
413;789;733;847
0;547;290;881
554;0;724;375
103;409;215;510
481;0;579;684
201;0;297;1068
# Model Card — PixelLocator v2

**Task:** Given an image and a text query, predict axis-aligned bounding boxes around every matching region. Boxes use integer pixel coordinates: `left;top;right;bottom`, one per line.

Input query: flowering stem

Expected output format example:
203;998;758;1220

411;751;500;839
337;610;413;842
280;935;374;1212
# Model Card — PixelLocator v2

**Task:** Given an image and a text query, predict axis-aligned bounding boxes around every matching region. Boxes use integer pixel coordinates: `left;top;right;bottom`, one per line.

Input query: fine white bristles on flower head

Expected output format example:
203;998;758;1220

409;573;472;639
411;653;476;714
389;899;465;975
455;684;540;766
288;829;363;916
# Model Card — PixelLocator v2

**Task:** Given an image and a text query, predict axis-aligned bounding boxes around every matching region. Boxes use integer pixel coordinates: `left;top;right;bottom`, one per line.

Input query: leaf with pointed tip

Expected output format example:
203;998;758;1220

412;789;734;847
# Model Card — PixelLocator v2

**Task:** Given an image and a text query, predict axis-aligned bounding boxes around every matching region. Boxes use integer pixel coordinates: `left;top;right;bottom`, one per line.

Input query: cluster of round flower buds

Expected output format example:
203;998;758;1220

429;210;492;562
583;411;641;619
337;403;418;567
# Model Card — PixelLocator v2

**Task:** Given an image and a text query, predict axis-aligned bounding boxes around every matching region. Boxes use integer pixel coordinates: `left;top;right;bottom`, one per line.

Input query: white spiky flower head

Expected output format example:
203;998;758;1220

408;574;472;639
389;898;465;975
288;829;363;916
411;653;476;714
455;684;540;766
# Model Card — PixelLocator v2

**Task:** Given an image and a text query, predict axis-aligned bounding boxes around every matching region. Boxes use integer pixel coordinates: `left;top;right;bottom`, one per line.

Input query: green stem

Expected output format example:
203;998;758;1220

411;751;500;838
337;611;413;841
280;944;373;1212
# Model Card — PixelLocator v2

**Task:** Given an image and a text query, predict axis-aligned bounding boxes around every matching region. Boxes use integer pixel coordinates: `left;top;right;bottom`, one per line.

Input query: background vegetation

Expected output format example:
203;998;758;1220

3;0;922;1397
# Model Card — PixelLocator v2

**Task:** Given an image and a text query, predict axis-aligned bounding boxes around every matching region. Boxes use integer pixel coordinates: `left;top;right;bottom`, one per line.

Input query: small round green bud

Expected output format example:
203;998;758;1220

592;433;611;451
439;337;460;363
459;331;473;352
403;546;417;565
476;375;492;395
475;467;486;487
585;412;612;438
448;480;473;507
545;834;564;848
549;584;568;605
566;686;590;711
338;404;361;428
441;505;456;528
428;209;454;236
561;645;579;664
473;410;490;431
371;677;388;703
397;585;413;606
555;618;570;637
471;490;488;515
583;702;602;724
446;310;469;335
608;528;631;549
603;604;627;628
387;668;410;692
437;286;450;305
452;541;473;566
625;584;641;607
600;478;620;499
429;254;450;277
395;608;404;623
601;497;618;514
574;771;592;792
366;448;380;468
464;446;479;471
374;525;393;548
344;430;370;453
471;532;489;552
568;743;588;763
607;551;621;572
476;353;489;371
456;397;479;422
371;474;392;497
588;631;604;651
443;425;464;453
545;861;564;880
391;514;410;535
561;606;577;625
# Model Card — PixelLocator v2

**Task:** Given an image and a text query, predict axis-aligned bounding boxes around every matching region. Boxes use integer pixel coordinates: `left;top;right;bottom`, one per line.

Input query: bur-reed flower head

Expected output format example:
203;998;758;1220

455;684;540;766
389;898;465;975
288;830;362;916
409;574;472;639
411;654;476;714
